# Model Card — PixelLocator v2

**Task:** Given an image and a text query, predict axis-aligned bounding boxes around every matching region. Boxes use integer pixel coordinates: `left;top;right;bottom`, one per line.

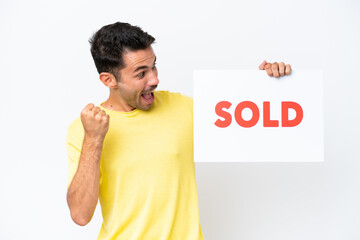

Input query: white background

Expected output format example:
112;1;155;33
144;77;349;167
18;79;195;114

0;0;359;239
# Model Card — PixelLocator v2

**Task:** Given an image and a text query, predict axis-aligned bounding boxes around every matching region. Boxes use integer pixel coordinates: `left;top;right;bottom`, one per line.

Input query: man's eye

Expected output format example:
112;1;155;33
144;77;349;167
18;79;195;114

138;72;145;78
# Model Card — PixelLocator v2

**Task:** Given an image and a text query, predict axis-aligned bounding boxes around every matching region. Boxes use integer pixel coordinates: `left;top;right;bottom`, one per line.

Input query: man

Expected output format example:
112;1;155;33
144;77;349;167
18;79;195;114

66;22;291;240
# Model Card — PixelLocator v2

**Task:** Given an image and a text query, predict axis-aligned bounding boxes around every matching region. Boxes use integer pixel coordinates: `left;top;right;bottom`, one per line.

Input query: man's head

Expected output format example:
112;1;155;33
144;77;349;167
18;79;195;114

89;22;159;111
89;22;155;81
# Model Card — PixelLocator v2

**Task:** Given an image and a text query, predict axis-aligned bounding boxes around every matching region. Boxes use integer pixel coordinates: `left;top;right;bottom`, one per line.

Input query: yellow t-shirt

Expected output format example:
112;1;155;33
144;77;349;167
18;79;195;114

66;91;204;240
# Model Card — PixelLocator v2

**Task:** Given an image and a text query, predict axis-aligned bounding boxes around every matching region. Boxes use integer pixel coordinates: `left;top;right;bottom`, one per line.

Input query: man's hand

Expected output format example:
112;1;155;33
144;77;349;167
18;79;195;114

81;103;109;140
259;60;291;78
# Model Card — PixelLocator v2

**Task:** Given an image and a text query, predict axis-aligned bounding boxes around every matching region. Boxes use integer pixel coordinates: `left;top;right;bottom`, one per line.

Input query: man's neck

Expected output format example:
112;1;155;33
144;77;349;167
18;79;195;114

101;97;136;112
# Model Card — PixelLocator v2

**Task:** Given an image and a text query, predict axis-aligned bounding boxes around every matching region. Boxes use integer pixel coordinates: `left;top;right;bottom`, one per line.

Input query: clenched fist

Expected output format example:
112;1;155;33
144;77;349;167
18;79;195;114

80;103;110;140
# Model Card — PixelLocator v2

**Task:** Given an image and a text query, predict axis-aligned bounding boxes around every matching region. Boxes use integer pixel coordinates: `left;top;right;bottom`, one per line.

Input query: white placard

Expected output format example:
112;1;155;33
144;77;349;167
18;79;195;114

194;70;324;162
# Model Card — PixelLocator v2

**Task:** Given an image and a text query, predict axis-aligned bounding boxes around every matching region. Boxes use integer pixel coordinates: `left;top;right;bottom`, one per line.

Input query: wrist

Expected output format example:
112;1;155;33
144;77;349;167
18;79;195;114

83;134;105;145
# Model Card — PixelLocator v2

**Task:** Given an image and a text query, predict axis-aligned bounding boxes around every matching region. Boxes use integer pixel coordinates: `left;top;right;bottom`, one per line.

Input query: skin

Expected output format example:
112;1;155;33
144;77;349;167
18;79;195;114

99;46;159;112
66;103;109;226
258;60;292;77
66;46;291;226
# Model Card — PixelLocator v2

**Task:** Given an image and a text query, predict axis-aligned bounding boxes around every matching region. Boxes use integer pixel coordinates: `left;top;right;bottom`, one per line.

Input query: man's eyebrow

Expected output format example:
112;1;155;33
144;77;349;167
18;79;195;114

133;56;157;73
134;65;148;73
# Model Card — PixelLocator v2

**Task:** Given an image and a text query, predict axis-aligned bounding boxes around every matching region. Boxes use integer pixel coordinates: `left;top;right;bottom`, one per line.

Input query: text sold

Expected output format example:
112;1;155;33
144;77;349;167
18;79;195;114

215;101;303;128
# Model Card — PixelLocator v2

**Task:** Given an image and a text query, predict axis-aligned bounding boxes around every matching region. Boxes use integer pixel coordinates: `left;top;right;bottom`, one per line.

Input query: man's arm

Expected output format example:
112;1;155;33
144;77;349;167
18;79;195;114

66;103;109;226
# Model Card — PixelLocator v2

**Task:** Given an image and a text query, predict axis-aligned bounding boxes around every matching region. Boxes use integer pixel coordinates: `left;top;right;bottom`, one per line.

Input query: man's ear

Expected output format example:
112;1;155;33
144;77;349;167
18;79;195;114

99;72;118;88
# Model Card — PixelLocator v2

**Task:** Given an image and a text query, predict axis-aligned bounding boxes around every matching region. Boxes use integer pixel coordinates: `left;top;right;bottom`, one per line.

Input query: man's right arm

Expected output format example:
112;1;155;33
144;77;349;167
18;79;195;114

66;103;109;226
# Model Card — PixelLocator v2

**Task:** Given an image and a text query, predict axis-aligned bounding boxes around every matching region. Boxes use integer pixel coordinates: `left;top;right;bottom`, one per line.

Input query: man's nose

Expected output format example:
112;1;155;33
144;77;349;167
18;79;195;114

148;71;159;87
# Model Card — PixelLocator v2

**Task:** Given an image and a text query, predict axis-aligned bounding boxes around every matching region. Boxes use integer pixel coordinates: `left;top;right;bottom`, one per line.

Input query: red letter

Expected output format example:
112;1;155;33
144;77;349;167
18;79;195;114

263;101;279;127
215;101;232;128
234;101;259;128
282;101;303;127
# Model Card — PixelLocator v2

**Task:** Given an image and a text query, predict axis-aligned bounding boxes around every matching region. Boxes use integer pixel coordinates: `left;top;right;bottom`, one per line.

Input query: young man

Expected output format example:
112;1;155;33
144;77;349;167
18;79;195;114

66;22;291;240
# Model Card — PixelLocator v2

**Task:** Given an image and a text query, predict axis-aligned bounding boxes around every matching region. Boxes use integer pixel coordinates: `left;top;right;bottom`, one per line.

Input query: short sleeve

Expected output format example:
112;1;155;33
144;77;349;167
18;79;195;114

182;94;193;119
65;118;84;188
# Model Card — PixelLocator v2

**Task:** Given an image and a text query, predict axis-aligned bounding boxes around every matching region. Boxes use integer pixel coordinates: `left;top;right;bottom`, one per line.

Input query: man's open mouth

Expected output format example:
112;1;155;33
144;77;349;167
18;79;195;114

141;91;154;103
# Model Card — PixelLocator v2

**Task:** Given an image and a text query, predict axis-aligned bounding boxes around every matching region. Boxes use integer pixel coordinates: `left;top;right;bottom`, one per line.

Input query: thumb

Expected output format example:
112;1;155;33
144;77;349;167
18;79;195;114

259;60;267;70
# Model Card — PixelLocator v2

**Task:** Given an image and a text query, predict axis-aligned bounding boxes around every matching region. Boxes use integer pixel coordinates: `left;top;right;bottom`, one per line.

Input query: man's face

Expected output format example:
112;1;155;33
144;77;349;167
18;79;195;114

115;46;159;111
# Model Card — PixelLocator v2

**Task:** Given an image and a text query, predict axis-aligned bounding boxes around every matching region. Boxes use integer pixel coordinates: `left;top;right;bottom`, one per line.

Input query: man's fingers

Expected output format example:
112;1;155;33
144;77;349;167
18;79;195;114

92;107;101;114
259;60;267;70
272;62;280;78
262;61;291;77
83;103;95;112
265;63;273;76
81;103;95;117
99;110;109;120
285;64;292;75
80;104;110;138
81;104;107;120
98;112;110;124
279;62;285;76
